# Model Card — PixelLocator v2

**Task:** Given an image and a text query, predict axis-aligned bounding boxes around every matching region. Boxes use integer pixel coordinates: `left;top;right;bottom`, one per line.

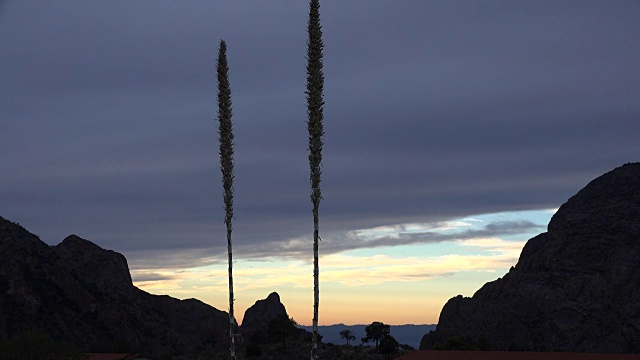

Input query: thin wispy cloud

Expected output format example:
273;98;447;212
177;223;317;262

124;214;544;273
230;218;543;261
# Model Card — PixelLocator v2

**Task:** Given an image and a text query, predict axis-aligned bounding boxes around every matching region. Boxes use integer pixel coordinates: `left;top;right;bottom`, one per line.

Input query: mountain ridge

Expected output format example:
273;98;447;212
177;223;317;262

421;162;640;353
0;217;229;357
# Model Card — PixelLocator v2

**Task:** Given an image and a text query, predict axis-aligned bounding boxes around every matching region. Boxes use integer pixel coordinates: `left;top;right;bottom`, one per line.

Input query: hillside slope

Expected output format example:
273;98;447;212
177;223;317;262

0;218;228;357
421;163;640;353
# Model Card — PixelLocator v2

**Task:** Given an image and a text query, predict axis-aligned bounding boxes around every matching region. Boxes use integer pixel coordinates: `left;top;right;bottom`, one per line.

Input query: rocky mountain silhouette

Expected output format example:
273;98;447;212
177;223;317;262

421;163;640;353
240;292;311;343
241;292;287;339
0;218;228;357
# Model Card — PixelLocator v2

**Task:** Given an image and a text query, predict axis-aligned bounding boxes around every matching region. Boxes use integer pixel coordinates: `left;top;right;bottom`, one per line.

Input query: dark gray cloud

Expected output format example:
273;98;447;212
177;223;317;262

126;218;543;270
130;272;176;283
1;1;639;266
229;219;545;261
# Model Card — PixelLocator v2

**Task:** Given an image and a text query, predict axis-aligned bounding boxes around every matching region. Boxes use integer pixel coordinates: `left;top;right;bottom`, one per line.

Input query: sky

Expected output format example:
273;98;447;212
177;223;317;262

1;1;639;326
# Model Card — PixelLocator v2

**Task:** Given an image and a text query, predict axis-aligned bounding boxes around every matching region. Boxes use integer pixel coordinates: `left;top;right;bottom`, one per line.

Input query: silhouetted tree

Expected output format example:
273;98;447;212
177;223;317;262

217;39;237;360
268;315;299;350
379;335;399;359
362;321;391;351
340;329;356;346
306;1;325;358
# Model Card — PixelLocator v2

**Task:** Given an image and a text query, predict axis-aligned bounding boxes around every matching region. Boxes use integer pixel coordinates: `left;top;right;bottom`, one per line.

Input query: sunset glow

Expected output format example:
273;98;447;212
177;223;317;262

132;209;552;325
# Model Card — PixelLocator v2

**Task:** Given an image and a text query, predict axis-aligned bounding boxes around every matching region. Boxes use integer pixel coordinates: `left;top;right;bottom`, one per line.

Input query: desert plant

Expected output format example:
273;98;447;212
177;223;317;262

340;329;356;346
362;322;390;351
379;335;399;359
216;39;237;360
267;315;299;350
305;0;325;358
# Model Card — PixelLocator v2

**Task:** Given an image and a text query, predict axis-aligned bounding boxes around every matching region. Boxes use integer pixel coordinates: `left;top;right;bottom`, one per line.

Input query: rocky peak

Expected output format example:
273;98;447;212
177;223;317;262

0;217;229;356
265;291;281;302
241;292;288;338
519;163;640;275
0;217;48;255
421;163;640;353
549;162;640;234
54;234;133;292
59;234;101;249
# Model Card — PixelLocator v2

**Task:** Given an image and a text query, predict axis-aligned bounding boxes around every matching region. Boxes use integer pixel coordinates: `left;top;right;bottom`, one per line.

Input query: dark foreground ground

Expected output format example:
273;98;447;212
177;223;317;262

396;351;640;360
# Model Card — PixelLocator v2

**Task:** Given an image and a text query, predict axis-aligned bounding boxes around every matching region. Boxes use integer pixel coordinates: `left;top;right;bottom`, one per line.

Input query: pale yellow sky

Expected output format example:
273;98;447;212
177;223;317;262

132;227;535;325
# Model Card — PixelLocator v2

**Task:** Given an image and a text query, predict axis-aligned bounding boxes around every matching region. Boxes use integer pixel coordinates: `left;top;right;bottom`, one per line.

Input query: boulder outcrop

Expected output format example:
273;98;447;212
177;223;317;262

0;218;228;356
241;292;310;343
421;163;640;353
241;292;288;339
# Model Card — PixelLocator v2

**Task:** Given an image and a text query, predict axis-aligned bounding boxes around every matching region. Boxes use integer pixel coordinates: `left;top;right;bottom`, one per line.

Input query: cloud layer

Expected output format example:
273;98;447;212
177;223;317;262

1;1;639;266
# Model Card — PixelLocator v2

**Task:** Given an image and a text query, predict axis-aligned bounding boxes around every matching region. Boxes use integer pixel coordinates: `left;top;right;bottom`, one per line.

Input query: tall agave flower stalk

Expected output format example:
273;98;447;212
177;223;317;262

216;39;237;360
305;0;325;358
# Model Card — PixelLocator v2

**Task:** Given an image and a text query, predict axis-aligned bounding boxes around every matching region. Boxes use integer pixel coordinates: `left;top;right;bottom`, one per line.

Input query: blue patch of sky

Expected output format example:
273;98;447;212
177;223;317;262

347;209;555;258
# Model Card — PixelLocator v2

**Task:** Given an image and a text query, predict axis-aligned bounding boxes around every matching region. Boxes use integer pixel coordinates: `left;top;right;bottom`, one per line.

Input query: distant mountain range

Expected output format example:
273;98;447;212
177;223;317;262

300;323;435;349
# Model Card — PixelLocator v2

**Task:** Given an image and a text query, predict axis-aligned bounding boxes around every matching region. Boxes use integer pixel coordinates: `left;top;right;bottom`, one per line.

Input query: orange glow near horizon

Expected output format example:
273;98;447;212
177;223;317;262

132;239;524;326
132;210;553;326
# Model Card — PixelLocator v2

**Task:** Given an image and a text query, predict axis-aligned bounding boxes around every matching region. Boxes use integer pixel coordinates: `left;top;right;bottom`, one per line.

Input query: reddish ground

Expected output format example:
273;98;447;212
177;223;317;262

396;351;640;360
85;354;143;360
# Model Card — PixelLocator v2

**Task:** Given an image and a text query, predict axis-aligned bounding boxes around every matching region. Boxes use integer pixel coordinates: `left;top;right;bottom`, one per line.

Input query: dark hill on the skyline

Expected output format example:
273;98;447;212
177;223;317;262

421;162;640;353
0;218;228;357
241;291;312;343
0;216;427;357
